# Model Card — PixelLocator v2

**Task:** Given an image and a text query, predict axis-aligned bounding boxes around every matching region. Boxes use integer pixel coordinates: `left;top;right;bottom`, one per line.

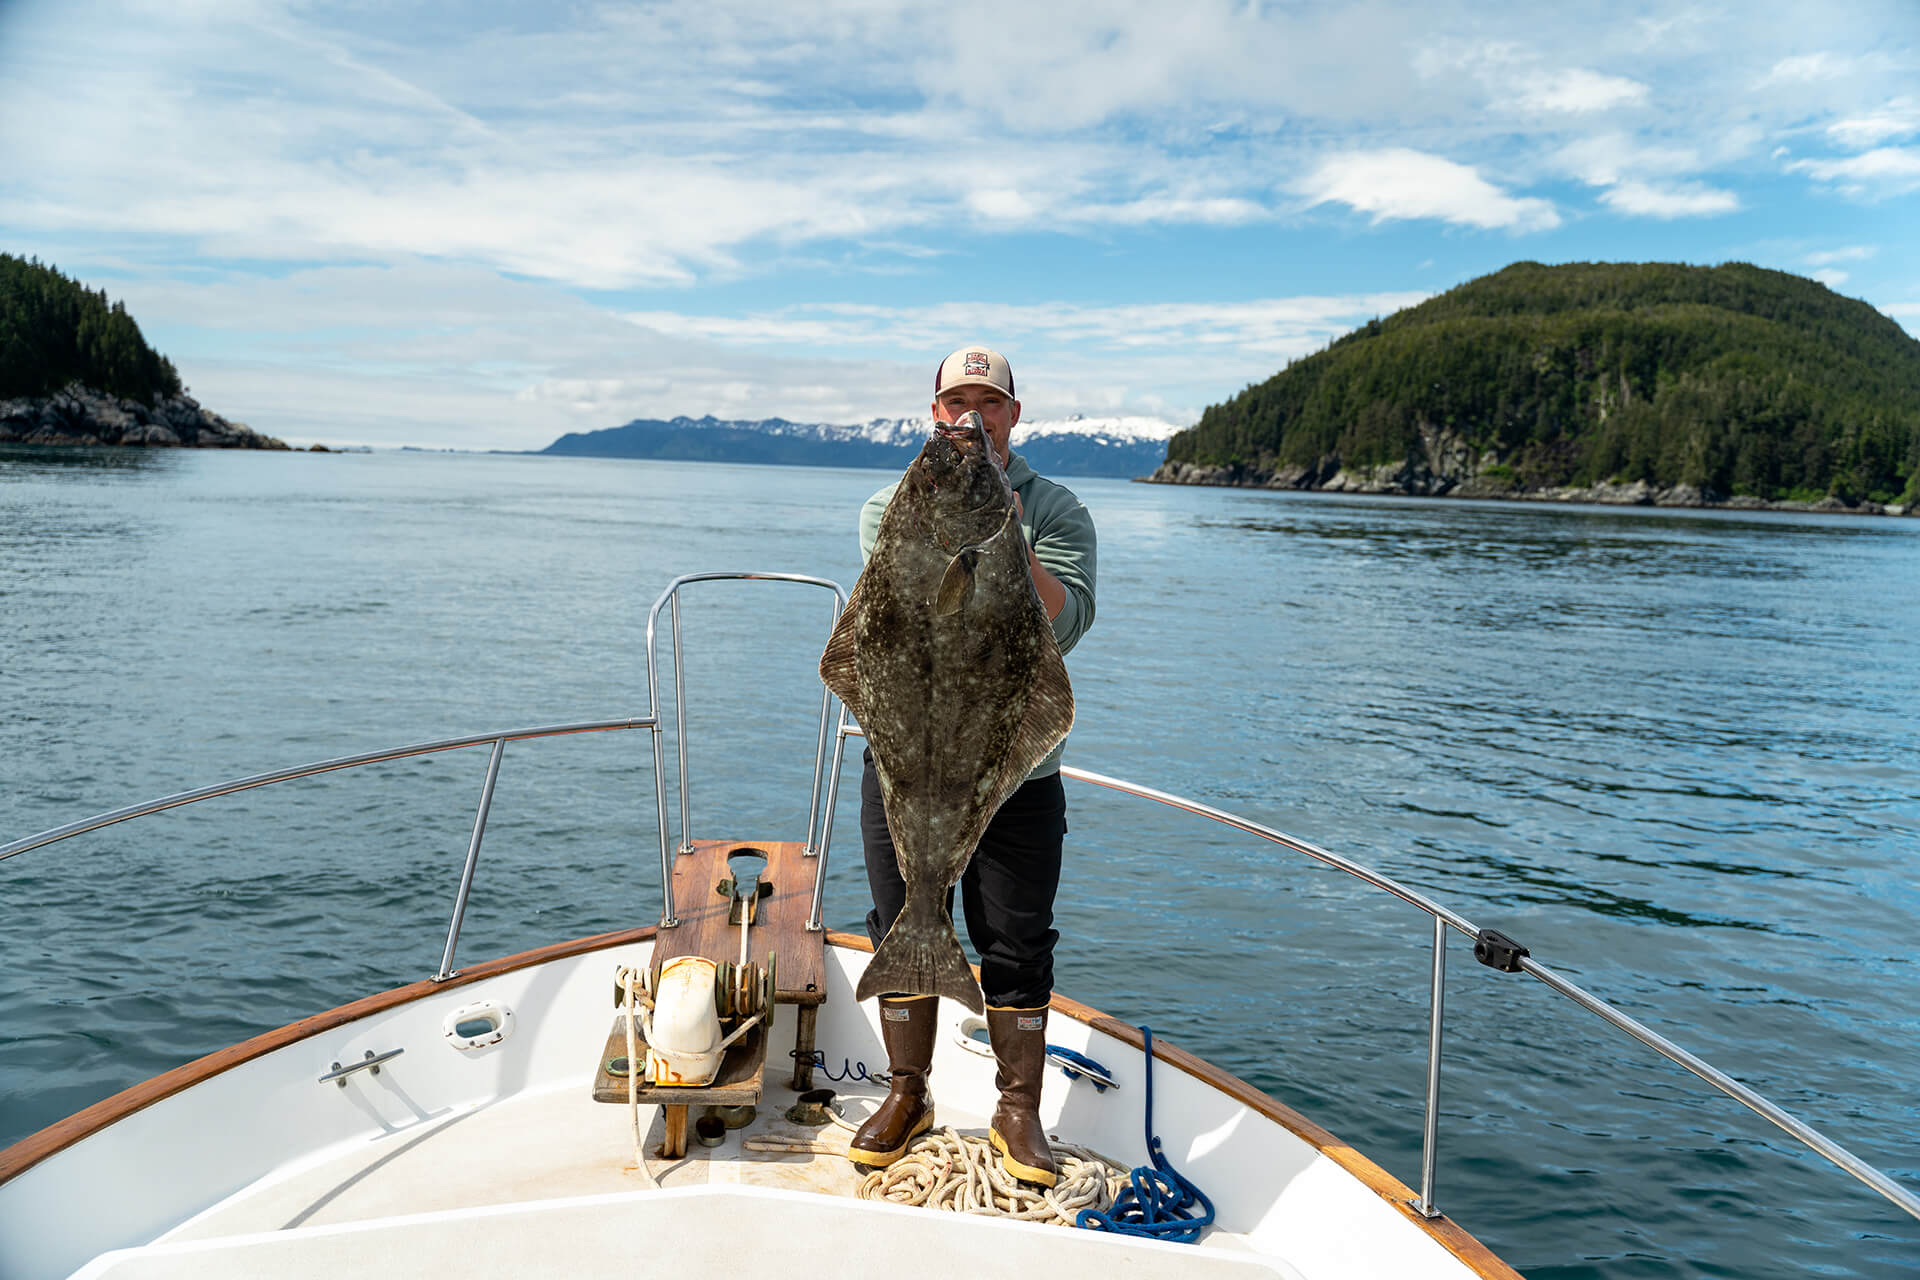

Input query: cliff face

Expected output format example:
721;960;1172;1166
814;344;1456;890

0;383;288;450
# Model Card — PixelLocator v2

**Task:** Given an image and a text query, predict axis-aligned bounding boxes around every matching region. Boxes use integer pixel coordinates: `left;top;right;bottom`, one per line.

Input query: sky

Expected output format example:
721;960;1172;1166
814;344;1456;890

2;0;1917;451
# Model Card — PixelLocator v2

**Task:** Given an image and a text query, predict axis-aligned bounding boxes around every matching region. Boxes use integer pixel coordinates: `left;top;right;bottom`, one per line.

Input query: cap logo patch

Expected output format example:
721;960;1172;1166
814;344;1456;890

964;352;992;377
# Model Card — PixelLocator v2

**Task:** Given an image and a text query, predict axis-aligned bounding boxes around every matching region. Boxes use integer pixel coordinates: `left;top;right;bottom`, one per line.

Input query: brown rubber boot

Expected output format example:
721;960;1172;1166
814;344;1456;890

986;1004;1058;1187
847;994;937;1168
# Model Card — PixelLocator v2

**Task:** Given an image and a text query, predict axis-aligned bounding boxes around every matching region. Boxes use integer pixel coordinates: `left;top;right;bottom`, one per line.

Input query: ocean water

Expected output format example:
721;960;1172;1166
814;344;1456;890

2;445;1916;1277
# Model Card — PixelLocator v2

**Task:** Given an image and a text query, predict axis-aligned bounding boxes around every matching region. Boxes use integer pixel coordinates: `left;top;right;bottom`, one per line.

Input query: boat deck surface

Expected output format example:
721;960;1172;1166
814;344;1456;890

99;1071;1287;1278
9;929;1509;1280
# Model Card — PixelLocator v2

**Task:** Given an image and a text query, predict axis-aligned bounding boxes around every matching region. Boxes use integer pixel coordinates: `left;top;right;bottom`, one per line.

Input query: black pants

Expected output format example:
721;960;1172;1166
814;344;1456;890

860;750;1066;1009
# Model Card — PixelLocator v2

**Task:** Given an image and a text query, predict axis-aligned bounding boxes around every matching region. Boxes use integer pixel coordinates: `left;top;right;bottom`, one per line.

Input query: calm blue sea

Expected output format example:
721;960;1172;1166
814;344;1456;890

2;445;1917;1277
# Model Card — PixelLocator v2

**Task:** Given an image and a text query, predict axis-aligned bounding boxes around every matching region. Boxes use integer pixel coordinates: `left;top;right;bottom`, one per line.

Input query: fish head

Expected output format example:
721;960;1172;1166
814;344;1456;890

915;410;1013;525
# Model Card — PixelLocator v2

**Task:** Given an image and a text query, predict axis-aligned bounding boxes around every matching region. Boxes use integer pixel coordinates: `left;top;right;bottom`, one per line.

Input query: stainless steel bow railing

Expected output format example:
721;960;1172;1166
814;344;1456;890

6;569;1915;1235
1055;765;1920;1228
0;719;653;981
820;714;1920;1229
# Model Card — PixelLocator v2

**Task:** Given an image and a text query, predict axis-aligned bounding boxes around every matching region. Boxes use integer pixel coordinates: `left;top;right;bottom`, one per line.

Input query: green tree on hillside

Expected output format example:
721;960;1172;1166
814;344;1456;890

0;253;184;404
1168;262;1920;504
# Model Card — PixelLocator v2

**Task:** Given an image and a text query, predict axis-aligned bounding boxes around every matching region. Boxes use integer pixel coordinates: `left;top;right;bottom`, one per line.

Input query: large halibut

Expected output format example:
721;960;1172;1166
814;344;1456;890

819;413;1074;1013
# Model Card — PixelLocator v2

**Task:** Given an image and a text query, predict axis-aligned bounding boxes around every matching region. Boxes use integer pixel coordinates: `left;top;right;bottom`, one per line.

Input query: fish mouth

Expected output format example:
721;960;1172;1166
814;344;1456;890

931;411;989;449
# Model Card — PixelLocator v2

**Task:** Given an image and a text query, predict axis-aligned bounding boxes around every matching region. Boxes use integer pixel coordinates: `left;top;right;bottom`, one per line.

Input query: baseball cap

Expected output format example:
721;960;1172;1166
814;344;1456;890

933;346;1015;400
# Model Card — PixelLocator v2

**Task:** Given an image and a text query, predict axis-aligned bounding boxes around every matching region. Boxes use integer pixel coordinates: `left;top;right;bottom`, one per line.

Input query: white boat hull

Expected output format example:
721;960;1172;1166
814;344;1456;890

1;931;1516;1280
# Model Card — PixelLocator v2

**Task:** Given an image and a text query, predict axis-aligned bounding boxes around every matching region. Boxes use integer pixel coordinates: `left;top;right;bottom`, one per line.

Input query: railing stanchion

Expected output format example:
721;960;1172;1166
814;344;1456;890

803;594;843;856
670;594;693;856
435;736;505;981
650;716;677;928
643;593;677;927
1415;912;1446;1218
807;715;853;932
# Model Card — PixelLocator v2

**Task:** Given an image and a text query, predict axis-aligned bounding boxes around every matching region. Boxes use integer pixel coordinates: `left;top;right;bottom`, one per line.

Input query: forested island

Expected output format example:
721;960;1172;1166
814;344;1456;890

1152;262;1920;513
0;253;288;449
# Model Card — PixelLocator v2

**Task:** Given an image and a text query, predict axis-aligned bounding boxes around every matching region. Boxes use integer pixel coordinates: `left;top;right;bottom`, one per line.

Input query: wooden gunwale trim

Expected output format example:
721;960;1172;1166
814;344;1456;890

0;924;659;1190
825;930;1524;1280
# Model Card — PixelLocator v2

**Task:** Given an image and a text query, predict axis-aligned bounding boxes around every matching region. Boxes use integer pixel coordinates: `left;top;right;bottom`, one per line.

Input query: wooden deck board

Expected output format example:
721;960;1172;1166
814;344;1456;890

589;1020;766;1107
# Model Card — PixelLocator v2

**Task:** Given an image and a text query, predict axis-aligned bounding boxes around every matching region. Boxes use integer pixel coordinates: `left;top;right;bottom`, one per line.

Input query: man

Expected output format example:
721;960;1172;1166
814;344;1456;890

847;346;1097;1187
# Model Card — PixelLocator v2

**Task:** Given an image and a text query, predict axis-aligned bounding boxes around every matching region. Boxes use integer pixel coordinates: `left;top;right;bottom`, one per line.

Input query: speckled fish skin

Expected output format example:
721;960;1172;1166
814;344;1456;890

820;415;1074;1014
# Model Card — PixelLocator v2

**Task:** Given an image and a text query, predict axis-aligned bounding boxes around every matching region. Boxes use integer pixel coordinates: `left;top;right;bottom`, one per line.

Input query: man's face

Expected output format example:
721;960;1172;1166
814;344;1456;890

932;384;1020;464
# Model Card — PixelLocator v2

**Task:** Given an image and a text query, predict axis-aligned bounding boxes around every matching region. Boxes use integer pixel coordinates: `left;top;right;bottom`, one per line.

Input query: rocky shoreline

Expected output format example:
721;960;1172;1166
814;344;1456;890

1145;445;1913;518
0;383;290;450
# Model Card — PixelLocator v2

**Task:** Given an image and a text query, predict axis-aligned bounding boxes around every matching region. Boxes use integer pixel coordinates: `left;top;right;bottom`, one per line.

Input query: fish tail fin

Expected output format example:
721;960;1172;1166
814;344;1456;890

857;900;984;1013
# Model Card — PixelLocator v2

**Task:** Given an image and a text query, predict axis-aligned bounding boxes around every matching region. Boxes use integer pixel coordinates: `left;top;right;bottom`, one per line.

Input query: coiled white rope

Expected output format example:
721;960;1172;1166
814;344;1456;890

856;1126;1126;1226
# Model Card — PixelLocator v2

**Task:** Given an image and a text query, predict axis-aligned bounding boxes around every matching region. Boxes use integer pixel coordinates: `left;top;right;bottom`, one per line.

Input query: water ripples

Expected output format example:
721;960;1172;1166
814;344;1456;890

4;454;1917;1276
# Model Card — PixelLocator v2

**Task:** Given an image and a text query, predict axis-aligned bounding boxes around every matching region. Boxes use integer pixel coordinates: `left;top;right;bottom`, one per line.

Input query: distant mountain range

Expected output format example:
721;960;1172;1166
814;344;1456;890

535;413;1183;478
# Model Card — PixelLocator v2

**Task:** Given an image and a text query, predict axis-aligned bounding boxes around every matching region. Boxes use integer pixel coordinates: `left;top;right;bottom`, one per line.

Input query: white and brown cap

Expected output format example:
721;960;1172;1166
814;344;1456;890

933;345;1015;400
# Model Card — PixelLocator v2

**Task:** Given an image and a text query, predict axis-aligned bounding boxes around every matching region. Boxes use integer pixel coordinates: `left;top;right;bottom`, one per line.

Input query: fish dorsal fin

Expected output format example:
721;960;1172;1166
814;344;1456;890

934;504;1017;617
817;576;866;719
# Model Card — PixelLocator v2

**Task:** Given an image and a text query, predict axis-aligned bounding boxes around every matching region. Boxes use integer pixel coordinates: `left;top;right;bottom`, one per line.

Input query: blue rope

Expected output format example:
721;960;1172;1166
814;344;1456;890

1046;1043;1115;1092
1076;1026;1216;1244
789;1049;887;1084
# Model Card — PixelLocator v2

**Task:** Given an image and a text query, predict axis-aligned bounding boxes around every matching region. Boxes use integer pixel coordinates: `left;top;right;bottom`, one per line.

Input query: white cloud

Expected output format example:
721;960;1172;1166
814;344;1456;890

6;0;1919;445
11;0;1862;290
1765;52;1854;84
1804;245;1875;267
1552;130;1738;217
1556;134;1707;186
920;2;1441;132
623;293;1432;364
1295;149;1560;231
3;0;1910;287
1598;181;1740;218
1515;69;1649;114
968;189;1037;221
1827;98;1920;149
1415;40;1647;116
1080;195;1268;226
1810;268;1849;287
1788;147;1920;189
103;257;1431;448
1629;11;1715;51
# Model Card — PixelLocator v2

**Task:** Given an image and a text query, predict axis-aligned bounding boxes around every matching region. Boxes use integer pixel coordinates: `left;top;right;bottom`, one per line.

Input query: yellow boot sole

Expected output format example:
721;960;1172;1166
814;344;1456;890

845;1108;934;1169
988;1126;1058;1188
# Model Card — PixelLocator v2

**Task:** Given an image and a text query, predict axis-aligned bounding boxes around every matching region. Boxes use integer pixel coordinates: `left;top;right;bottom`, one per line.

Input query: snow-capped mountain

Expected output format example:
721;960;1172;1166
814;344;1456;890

538;412;1184;478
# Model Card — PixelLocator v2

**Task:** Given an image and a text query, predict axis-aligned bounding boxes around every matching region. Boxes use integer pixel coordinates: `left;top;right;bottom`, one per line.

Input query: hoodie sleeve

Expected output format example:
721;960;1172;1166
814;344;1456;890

857;483;898;562
1022;477;1097;656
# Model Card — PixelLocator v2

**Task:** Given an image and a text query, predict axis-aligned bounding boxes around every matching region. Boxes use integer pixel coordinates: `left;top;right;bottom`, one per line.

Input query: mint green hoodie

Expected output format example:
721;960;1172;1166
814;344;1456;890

858;451;1097;779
